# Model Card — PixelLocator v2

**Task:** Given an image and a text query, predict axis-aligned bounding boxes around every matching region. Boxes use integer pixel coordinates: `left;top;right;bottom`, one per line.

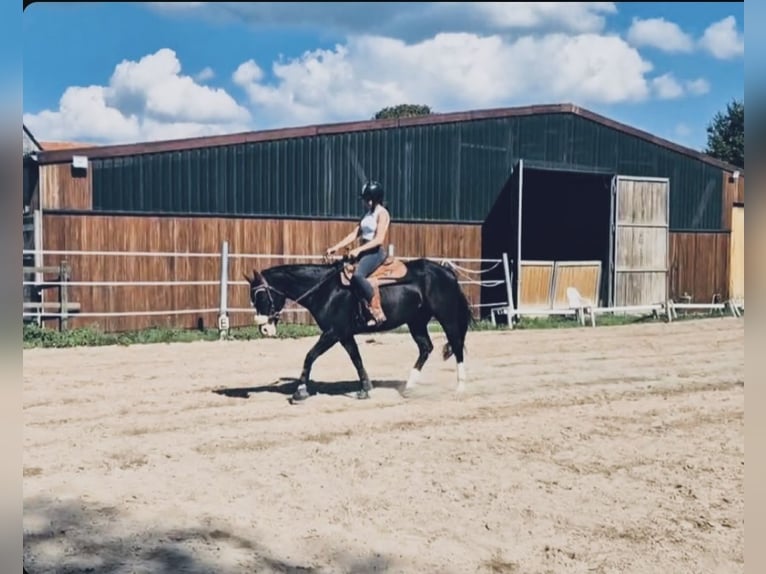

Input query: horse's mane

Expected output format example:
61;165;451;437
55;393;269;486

264;262;337;279
261;262;340;298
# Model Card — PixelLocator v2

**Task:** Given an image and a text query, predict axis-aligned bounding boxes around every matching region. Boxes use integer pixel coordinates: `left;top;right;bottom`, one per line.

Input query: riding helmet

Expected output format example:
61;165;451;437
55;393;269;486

360;180;384;203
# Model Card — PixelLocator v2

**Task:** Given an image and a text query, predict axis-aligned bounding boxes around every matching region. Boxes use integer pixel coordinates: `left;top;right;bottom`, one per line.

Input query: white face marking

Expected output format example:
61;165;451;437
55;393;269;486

260;323;277;337
253;314;269;326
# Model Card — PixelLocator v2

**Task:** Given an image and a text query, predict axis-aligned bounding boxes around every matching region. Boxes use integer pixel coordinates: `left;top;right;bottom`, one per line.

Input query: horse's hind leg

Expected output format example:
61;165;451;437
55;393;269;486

404;313;434;393
432;306;468;393
441;325;467;393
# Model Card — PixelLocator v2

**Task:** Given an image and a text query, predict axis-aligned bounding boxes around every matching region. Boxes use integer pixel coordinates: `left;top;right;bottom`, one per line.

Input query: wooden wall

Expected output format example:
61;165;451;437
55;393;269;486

729;205;744;302
669;231;730;303
721;171;744;230
518;261;555;309
39;164;92;210
41;213;482;332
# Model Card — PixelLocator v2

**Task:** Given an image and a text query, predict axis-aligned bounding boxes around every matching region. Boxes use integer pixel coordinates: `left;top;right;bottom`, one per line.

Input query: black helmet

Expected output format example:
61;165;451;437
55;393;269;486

360;180;384;203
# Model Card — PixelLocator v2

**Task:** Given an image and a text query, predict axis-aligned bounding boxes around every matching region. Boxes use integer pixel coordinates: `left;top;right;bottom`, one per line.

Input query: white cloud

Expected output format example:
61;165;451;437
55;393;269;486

233;31;655;129
651;73;684;100
23;48;251;144
25;7;719;145
699;16;744;59
685;77;710;96
447;2;618;33
650;73;711;100
195;66;215;82
626;14;743;61
626;17;694;53
674;123;691;138
146;2;618;39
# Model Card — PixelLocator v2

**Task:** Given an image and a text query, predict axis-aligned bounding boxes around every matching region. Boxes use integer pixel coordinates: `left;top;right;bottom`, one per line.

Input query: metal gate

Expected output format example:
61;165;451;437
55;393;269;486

609;175;670;307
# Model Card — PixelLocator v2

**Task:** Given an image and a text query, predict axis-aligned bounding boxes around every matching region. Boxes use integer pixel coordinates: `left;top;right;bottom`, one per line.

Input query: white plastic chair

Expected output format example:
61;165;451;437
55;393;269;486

566;287;595;327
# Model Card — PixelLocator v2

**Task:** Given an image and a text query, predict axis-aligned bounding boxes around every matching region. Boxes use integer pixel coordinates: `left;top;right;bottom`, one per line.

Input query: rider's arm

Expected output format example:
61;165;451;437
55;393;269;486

329;225;360;252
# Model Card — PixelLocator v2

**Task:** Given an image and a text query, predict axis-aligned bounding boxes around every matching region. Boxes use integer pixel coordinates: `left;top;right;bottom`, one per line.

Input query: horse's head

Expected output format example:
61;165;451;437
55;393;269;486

246;269;286;337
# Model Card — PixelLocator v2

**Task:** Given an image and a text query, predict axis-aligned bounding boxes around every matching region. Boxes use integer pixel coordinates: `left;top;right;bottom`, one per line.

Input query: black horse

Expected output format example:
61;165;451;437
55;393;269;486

246;255;474;402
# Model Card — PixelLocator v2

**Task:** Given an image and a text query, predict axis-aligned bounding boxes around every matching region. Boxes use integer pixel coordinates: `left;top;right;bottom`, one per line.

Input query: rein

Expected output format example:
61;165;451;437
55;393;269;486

252;259;345;321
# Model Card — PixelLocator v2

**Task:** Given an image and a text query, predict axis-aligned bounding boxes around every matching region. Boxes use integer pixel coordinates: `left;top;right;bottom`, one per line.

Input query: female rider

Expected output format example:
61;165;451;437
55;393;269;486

325;180;391;326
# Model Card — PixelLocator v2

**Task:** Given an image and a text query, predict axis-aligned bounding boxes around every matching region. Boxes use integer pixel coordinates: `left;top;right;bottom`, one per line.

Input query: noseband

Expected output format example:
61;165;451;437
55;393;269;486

251;280;282;323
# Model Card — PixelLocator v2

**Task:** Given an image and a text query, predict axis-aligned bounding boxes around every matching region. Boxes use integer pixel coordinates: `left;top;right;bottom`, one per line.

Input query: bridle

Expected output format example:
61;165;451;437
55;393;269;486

250;258;347;323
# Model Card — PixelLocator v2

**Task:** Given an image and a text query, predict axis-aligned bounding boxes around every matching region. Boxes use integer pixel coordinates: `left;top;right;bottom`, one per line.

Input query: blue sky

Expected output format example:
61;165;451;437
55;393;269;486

21;2;744;151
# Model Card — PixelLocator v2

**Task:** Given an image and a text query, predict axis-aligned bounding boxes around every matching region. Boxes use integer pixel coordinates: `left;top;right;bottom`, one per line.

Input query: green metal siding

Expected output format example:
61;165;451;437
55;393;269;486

90;112;723;230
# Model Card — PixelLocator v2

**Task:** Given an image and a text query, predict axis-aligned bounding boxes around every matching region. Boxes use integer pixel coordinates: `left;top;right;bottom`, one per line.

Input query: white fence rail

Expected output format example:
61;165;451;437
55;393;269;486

22;242;513;334
22;241;742;334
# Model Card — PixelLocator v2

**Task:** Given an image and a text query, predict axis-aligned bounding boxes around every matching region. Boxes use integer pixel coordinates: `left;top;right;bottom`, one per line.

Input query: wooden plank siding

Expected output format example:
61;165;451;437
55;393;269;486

721;171;745;230
39;164;93;210
668;232;730;303
729;205;744;302
551;261;602;309
518;261;555;309
41;213;482;332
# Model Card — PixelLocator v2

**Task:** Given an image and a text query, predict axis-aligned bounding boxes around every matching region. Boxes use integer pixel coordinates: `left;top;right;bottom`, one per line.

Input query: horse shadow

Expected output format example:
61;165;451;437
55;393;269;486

212;377;407;400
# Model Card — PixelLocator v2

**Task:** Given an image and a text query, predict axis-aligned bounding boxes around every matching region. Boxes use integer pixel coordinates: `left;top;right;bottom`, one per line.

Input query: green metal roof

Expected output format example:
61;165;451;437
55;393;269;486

39;104;734;231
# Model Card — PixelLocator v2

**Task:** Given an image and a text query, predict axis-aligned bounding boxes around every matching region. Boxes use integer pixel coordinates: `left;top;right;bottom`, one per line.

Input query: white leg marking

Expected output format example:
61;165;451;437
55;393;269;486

456;362;466;393
406;368;421;389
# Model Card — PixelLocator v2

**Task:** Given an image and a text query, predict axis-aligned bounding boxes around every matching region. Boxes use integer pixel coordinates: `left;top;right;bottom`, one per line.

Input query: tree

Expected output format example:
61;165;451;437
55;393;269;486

373;104;433;120
704;98;744;168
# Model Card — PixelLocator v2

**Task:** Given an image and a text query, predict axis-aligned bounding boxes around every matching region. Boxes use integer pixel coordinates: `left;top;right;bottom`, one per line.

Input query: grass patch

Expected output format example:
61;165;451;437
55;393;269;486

22;321;319;349
23;309;735;350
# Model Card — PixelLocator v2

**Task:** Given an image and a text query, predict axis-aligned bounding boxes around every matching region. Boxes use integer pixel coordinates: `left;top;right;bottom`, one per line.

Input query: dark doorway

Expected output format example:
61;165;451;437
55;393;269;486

481;163;614;316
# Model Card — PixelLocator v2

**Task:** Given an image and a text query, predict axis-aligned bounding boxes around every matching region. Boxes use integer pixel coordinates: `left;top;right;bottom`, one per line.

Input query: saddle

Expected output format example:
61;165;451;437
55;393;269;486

340;255;409;287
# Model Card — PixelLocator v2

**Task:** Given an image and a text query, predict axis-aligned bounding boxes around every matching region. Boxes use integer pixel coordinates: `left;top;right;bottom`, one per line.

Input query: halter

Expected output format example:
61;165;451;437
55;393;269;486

250;260;345;322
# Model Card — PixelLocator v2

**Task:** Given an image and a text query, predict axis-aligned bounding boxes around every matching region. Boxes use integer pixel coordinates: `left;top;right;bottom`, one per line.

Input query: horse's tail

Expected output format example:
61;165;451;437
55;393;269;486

440;264;475;361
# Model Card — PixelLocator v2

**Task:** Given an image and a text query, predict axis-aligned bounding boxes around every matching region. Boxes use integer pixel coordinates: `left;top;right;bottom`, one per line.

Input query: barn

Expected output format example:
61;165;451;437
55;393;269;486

22;103;745;333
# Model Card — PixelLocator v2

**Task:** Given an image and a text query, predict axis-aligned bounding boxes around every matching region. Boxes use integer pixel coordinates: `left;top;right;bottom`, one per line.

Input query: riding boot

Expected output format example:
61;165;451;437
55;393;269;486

366;285;386;326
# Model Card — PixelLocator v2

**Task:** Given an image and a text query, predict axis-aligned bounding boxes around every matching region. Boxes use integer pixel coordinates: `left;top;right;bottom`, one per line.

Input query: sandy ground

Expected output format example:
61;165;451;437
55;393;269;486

23;317;744;574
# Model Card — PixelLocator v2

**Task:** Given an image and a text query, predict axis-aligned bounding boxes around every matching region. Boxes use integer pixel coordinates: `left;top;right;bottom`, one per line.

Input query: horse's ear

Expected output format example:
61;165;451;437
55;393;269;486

243;271;252;284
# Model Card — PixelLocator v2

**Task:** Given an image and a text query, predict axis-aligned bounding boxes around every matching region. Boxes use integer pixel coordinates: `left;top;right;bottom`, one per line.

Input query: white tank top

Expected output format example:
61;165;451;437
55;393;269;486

359;205;379;241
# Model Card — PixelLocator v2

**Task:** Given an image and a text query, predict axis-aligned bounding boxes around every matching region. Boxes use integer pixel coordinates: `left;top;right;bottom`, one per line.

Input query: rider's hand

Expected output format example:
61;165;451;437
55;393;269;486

325;247;336;257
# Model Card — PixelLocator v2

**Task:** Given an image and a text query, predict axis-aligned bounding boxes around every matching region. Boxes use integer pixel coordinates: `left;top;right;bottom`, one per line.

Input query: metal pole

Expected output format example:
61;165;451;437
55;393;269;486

501;252;515;329
60;260;70;332
34;209;43;326
218;240;230;340
516;159;524;322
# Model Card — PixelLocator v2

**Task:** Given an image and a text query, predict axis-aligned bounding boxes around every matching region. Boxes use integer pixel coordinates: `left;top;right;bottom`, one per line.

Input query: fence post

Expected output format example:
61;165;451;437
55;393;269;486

501;252;515;328
218;240;230;340
59;260;70;332
34;209;43;326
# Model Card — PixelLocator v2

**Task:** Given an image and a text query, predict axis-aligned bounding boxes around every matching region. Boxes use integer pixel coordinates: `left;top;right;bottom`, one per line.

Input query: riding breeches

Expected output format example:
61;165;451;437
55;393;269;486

351;245;387;302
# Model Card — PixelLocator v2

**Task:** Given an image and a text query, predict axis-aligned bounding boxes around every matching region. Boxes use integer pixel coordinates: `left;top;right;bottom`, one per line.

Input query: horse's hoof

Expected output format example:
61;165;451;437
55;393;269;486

290;385;310;404
356;390;371;400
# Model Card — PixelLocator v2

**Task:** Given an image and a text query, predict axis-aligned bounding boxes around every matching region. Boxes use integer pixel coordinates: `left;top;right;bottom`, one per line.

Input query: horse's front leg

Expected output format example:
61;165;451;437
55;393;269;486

292;331;338;403
339;336;373;400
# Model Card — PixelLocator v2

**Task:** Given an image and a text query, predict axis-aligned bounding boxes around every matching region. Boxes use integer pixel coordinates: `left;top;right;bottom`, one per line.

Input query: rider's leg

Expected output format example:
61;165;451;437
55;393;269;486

351;246;387;323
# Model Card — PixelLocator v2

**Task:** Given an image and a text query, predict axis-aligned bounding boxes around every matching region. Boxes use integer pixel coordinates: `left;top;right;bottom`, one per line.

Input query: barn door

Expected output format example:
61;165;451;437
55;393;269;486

609;175;670;307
